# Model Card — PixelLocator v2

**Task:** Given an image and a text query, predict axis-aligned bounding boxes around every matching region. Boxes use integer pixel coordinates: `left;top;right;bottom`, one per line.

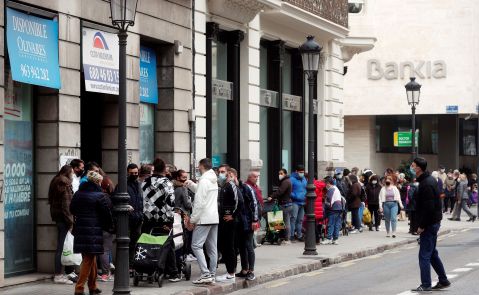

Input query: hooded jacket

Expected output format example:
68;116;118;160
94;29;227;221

313;180;326;219
416;171;442;229
365;180;382;206
290;172;307;206
347;175;362;209
271;175;292;205
48;175;74;227
187;169;219;225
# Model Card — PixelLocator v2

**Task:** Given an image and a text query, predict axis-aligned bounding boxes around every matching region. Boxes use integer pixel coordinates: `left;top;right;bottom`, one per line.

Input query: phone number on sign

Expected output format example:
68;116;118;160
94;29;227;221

20;64;50;81
88;66;119;84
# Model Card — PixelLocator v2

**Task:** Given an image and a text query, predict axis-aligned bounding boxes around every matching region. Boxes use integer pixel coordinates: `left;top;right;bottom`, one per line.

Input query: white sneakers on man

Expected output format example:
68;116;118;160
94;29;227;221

54;275;73;285
216;273;235;283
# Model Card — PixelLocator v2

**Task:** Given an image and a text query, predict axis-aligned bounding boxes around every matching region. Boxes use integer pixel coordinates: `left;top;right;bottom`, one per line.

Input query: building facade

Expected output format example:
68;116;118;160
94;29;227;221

344;0;479;174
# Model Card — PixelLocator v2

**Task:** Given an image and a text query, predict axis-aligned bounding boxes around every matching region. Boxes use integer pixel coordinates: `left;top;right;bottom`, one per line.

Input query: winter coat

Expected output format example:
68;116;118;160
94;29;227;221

70;181;113;254
365;183;381;206
416;171;442;229
379;185;404;209
218;181;244;219
127;179;144;224
457;180;469;200
406;184;418;212
246;180;263;217
313;180;326;220
173;181;193;214
347;175;362;209
187;169;219;225
290;172;307;206
339;176;351;197
48;175;74;227
324;185;344;212
271;176;292;206
239;182;258;232
142;175;175;224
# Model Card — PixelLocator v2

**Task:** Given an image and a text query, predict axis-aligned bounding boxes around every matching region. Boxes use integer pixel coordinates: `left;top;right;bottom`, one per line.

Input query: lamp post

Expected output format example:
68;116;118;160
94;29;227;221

299;36;322;255
405;77;421;160
110;1;138;294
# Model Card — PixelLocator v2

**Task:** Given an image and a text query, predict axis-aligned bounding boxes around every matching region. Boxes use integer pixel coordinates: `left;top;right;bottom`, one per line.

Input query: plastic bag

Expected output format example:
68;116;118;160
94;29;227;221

362;207;372;224
61;232;82;266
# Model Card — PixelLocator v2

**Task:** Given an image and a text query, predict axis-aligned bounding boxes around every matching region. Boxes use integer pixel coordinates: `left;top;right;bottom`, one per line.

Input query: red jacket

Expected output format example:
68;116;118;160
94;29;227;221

314;179;326;220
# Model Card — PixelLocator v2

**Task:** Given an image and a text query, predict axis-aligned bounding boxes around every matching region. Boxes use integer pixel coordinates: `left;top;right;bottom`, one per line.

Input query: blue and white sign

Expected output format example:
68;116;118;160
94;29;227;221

446;105;458;114
140;46;158;104
6;8;61;89
82;28;119;95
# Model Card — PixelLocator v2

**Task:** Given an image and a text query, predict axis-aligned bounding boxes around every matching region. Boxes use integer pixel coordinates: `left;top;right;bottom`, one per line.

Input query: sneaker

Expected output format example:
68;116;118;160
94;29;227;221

320;239;332;245
332;239;339;245
246;272;256;281
375;227;379;231
109;263;115;271
192;274;214;284
283;240;291;245
349;230;359;234
296;236;305;242
216;273;235;283
54;275;73;285
99;274;114;282
235;271;248;278
411;285;432;292
169;275;181;283
432;281;451;290
66;272;78;283
186;254;197;262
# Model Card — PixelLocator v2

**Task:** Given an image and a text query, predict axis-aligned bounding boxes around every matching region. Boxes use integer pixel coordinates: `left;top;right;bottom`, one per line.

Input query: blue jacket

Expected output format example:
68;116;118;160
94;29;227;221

290;172;307;205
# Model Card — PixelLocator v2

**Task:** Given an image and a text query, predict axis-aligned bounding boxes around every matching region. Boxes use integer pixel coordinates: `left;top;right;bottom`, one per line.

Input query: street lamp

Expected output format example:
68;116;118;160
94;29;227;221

110;0;138;294
404;77;421;160
299;36;322;255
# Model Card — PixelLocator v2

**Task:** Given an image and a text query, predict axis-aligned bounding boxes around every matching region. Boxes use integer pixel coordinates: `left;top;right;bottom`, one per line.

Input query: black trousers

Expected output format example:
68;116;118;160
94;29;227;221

368;204;381;228
409;211;419;233
129;220;143;266
219;220;237;274
237;229;255;271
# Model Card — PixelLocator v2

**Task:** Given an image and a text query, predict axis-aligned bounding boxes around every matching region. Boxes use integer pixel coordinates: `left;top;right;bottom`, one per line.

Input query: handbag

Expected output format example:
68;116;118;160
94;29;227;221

61;232;82;266
267;203;285;231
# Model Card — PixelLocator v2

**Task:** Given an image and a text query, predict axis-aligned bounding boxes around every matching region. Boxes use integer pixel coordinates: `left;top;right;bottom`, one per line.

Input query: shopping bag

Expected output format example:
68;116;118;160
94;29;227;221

267;210;285;231
133;233;168;272
362;207;372;224
61;232;82;266
172;212;184;250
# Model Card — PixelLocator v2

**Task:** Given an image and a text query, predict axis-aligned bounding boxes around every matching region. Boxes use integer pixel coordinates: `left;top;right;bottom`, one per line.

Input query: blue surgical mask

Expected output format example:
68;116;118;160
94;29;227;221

409;166;416;179
298;172;305;178
218;173;227;184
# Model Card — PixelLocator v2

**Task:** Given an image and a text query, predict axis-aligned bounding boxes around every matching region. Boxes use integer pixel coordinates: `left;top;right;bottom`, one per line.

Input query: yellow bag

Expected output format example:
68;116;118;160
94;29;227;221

363;207;372;224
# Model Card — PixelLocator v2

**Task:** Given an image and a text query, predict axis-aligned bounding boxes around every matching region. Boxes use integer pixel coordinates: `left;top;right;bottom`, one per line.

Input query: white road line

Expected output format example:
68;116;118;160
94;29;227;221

449;234;457;237
389;250;400;254
303;270;324;277
266;281;289;288
338;261;356;268
447;274;459;279
397;291;415;295
461;228;470;232
452;267;473;272
465;262;479;267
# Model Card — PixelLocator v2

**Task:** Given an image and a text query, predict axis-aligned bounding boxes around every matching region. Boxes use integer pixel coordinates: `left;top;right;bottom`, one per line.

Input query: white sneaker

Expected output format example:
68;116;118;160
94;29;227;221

320;239;332;245
110;263;115;271
283;240;291;245
349;229;359;234
192;274;214;284
186;254;197;262
216;273;235;283
332;240;339;245
54;275;73;285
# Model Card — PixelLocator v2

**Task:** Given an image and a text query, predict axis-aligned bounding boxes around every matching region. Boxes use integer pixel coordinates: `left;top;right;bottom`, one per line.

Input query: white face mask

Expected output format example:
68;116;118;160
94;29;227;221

440;169;445;173
279;175;285;181
372;180;378;185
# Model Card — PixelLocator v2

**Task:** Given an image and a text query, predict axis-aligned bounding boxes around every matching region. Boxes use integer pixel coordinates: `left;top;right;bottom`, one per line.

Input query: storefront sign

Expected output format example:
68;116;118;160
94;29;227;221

82;27;119;95
446;105;458;114
6;8;61;89
367;59;447;80
393;131;419;147
140;46;158;104
212;79;233;101
260;89;279;108
282;94;302;112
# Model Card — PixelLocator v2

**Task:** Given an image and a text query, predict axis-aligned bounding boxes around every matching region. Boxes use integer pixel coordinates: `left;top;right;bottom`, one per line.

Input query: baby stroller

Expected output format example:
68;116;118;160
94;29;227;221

261;200;286;245
132;212;191;287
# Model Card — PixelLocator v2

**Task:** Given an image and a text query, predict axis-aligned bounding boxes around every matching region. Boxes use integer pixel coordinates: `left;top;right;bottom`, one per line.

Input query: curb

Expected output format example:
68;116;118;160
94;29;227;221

173;229;453;295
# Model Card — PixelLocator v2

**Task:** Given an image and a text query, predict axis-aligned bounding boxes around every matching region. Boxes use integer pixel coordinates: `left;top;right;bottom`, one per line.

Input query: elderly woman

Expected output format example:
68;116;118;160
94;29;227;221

70;171;113;295
451;174;477;222
379;175;404;238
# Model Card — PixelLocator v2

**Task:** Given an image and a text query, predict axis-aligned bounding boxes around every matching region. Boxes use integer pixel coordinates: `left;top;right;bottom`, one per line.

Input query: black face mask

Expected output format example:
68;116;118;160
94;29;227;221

128;175;139;182
75;170;84;177
385;181;391;186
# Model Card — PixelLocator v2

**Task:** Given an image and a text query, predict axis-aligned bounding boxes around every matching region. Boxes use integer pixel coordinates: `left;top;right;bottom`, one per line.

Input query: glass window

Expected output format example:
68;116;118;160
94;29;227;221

140;103;155;164
460;119;477;156
282;110;292;172
260;107;269;193
260;45;268;89
4;68;35;275
283;51;292;94
348;0;364;13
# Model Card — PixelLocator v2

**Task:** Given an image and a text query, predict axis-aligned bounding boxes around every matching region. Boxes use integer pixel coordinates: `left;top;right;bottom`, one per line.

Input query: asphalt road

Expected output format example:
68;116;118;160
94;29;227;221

231;227;479;295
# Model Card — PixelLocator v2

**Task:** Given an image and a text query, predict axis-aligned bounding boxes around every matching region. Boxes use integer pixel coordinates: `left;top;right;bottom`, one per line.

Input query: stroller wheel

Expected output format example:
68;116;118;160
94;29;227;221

157;273;164;288
261;237;266;245
184;263;192;281
133;273;140;286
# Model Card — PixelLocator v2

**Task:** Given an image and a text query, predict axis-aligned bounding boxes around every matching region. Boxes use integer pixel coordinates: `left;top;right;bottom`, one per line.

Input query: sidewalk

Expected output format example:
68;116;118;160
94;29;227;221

2;211;478;295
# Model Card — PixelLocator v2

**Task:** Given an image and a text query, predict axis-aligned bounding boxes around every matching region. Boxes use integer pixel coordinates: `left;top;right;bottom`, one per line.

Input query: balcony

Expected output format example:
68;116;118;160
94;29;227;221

283;0;348;28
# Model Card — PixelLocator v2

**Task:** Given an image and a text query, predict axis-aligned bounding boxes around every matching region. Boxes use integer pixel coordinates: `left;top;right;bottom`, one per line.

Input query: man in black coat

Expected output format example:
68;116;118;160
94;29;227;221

411;158;450;292
126;163;144;267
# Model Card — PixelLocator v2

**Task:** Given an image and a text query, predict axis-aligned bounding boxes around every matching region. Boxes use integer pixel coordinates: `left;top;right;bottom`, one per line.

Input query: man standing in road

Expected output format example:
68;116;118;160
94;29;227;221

411;157;450;292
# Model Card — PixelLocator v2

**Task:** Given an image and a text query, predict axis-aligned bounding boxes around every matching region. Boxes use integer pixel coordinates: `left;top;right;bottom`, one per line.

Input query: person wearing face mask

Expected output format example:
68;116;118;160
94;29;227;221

125;163;144;268
173;169;193;214
70;159;85;194
379;176;403;238
321;177;344;245
438;165;447;188
443;172;456;214
268;169;293;244
289;165;308;242
366;175;382;231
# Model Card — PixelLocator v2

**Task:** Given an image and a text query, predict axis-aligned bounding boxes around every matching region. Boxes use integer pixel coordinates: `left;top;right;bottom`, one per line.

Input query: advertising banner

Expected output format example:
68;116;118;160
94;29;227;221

393;131;419;147
82;27;119;95
140;46;159;104
6;8;61;89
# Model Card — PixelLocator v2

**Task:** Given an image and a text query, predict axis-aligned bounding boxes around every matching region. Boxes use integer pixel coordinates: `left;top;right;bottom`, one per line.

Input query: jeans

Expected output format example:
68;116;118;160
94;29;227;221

281;204;293;241
383;202;398;233
219;220;237;274
75;254;98;293
55;222;69;274
238;230;255;271
458;200;475;218
100;231;114;274
351;208;361;230
419;223;448;288
290;203;305;239
358;203;365;226
368;204;381;228
191;225;218;276
326;211;342;240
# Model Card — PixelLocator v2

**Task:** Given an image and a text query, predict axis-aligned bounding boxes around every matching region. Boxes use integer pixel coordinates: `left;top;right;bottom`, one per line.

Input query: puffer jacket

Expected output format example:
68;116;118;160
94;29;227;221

347;175;362;209
290;172;307;206
70;181;113;254
314;179;326;220
48;175;74;227
365;182;381;206
187;169;219;225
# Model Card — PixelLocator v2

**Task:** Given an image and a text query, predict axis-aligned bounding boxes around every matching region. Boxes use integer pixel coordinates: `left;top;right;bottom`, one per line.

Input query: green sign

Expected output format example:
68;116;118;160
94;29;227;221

394;131;418;147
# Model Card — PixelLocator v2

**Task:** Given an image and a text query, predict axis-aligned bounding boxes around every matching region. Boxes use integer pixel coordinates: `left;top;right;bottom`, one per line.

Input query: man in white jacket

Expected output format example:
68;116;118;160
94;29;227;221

185;158;219;284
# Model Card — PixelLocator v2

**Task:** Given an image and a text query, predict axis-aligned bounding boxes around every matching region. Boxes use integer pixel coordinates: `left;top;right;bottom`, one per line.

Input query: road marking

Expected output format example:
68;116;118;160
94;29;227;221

447;274;458;279
465;262;479;267
404;246;416;250
303;270;324;277
365;253;384;259
397;291;415;295
452;268;473;272
389;250;400;254
461;228;470;232
448;234;456;237
338;261;356;268
266;281;289;288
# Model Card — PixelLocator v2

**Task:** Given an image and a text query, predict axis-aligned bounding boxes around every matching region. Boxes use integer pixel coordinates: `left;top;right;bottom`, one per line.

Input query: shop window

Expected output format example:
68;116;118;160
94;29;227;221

348;0;364;13
460;119;478;156
140;103;155;164
259;107;269;193
282;110;293;172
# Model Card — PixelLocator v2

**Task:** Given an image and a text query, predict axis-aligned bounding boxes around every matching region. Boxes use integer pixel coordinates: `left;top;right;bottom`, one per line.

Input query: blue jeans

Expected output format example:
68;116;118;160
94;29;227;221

281;204;293;241
351;208;361;230
358;202;365;226
290;203;305;239
327;211;342;240
419;223;448;288
383;202;398;233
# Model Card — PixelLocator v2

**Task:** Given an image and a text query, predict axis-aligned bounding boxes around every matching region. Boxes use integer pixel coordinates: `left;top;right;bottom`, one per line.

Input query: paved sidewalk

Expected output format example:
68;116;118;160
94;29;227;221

2;211;478;295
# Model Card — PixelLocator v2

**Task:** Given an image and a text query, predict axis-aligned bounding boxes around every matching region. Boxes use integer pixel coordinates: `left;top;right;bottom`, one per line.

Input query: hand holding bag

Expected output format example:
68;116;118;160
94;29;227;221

61;232;82;266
